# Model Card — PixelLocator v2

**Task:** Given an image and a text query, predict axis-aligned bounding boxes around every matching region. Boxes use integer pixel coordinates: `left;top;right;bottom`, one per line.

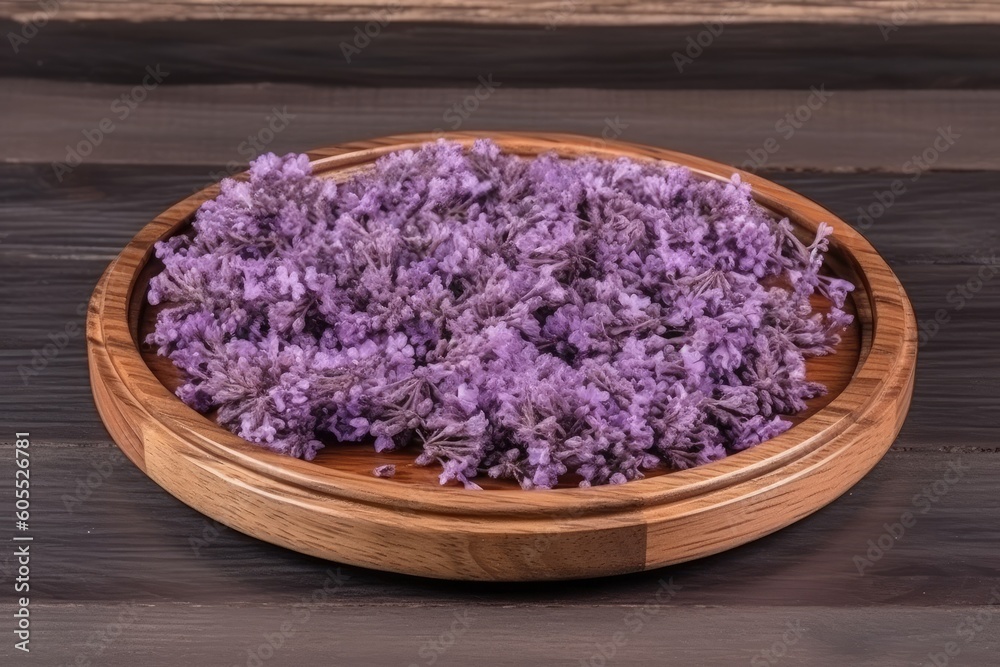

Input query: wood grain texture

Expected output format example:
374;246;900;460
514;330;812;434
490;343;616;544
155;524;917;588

0;160;993;658
1;166;993;446
0;11;996;657
2;446;996;606
3;0;999;24
4;22;1000;89
2;603;999;666
6;83;998;170
85;133;916;580
4;164;999;263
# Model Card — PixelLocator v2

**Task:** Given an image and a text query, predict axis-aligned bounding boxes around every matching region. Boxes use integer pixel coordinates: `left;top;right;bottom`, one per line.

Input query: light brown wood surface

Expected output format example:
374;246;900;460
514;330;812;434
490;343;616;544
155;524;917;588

86;132;917;580
3;0;997;24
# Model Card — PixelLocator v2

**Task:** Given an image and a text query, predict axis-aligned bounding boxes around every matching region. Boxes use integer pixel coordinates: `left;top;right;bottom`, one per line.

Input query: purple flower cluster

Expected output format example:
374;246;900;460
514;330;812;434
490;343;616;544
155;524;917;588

148;140;854;489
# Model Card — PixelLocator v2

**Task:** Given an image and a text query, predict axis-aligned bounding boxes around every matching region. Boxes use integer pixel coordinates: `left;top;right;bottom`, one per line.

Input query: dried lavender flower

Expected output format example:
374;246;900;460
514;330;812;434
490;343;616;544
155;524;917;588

372;464;396;479
148;140;854;489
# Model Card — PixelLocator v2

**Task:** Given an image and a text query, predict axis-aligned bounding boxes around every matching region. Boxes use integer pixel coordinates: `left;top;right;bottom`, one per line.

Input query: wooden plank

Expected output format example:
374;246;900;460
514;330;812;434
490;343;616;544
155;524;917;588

3;0;999;25
0;446;997;608
1;167;998;445
3;164;997;264
3;21;1000;89
2;603;999;665
3;83;998;170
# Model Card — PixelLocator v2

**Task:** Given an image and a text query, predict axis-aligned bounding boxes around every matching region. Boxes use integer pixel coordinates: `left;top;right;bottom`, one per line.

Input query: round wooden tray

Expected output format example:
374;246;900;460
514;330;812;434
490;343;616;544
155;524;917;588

87;132;917;581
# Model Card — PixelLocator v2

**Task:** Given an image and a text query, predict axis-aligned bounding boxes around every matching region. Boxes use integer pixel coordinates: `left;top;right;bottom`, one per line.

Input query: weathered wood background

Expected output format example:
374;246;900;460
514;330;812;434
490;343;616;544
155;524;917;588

3;0;1000;24
1;2;999;664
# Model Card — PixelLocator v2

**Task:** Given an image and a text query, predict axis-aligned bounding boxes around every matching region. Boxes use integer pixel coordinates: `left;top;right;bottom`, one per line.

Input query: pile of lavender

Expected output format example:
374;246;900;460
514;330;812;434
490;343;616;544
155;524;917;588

148;140;854;489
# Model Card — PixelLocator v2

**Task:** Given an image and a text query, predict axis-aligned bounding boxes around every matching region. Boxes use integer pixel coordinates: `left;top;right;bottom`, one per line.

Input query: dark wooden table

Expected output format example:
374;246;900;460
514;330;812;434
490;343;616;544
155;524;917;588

2;4;999;665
